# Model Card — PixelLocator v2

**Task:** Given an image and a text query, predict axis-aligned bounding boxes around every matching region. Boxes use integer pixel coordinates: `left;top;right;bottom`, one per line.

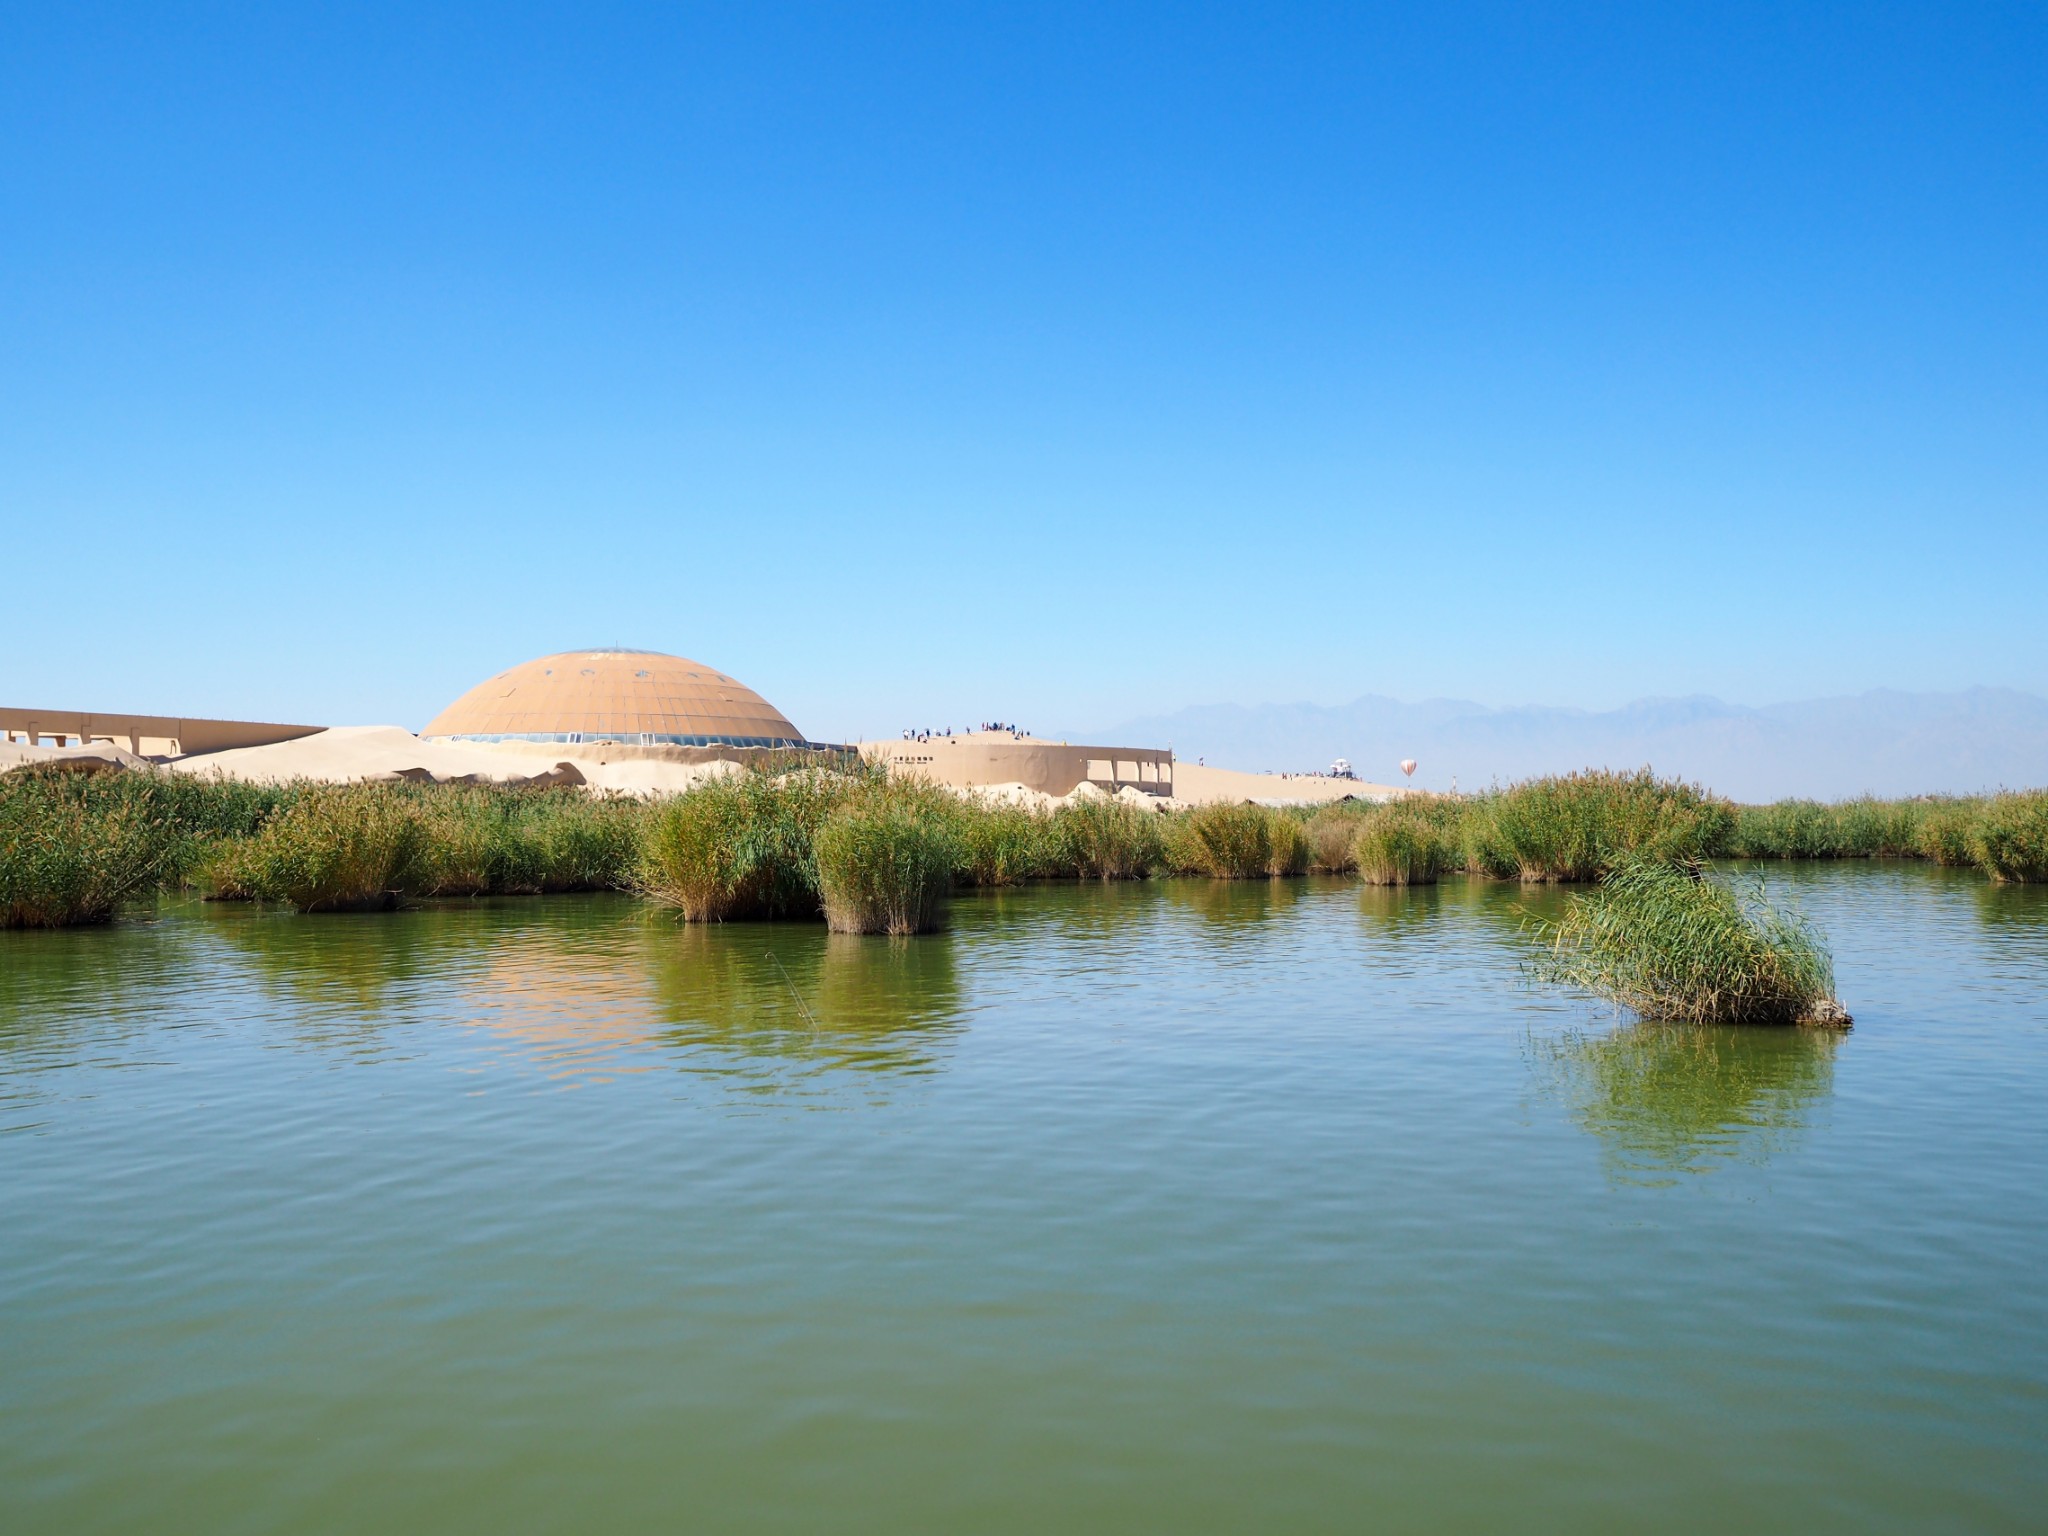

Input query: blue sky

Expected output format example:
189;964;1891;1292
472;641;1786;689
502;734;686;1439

3;2;2042;742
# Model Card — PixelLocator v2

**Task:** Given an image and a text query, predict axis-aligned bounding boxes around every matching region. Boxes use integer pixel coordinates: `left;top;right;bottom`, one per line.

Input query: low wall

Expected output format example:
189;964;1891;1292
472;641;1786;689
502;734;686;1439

865;736;1173;798
0;706;323;758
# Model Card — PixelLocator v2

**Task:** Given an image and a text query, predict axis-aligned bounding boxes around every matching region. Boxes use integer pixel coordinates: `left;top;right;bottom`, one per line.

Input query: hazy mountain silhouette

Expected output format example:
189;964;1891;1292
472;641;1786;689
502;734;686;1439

1079;689;2048;801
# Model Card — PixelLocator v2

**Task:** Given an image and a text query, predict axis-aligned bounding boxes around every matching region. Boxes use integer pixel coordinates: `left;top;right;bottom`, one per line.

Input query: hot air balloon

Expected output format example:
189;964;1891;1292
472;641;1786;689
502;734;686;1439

1400;758;1417;778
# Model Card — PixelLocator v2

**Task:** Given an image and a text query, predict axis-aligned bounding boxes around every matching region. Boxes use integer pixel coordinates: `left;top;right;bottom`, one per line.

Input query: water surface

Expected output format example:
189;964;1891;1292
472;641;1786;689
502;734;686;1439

4;867;2044;1533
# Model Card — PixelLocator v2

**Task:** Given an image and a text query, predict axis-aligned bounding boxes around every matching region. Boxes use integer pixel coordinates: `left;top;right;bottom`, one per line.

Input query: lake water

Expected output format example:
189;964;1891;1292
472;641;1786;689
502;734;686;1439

4;867;2045;1533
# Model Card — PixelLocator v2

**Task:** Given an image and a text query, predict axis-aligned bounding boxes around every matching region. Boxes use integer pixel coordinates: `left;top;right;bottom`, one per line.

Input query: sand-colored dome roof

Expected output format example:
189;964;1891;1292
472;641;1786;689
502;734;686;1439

423;649;806;747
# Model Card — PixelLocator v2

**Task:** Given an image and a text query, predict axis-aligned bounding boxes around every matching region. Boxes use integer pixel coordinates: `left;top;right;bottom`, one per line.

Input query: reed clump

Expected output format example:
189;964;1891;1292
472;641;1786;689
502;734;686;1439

0;767;191;927
1727;797;1927;860
407;789;508;897
155;774;302;841
954;799;1062;886
1531;856;1849;1027
522;791;645;892
1352;804;1452;886
637;775;765;920
400;785;642;897
218;784;425;912
1473;769;1733;882
1164;801;1297;878
1053;796;1166;880
1305;803;1367;873
1913;799;1984;867
201;782;642;906
1267;811;1311;876
637;770;847;920
814;780;960;935
1968;789;2048;883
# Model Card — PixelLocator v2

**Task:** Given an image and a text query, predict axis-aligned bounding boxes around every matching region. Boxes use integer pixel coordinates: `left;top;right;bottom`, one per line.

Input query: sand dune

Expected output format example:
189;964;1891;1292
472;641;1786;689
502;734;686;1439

164;726;598;788
9;724;1400;807
1168;761;1401;806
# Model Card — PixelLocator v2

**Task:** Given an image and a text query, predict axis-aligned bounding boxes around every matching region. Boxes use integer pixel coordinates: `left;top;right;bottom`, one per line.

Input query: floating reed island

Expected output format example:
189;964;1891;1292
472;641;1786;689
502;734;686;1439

1530;857;1853;1029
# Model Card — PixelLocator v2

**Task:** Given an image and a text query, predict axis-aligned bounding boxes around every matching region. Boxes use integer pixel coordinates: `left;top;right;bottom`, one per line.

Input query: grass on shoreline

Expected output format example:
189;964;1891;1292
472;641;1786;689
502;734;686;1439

1963;790;2048;883
1467;769;1732;883
815;781;961;935
0;769;190;927
1353;805;1453;886
6;761;2046;931
213;782;643;912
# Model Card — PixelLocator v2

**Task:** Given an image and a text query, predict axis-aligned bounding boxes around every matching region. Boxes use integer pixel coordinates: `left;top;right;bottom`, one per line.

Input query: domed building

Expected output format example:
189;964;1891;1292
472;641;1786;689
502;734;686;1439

423;649;808;748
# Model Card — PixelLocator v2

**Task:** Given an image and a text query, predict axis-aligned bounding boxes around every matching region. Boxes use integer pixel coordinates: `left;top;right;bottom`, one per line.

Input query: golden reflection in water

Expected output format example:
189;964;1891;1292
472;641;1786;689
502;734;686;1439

1528;1021;1840;1183
644;924;963;1076
454;922;672;1081
453;915;965;1084
198;899;965;1086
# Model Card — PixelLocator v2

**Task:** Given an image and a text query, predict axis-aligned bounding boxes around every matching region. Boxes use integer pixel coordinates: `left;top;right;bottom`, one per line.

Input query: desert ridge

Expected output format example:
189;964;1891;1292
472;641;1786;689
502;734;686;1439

4;724;1404;806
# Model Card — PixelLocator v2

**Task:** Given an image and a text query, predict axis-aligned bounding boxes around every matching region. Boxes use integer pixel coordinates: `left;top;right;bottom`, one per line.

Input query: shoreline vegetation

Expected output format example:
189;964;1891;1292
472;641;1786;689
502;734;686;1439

5;761;2044;1020
5;765;2044;929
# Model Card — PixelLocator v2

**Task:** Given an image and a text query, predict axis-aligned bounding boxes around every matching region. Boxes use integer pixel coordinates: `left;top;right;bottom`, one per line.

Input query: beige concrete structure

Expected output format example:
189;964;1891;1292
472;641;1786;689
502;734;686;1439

864;733;1173;798
861;734;1402;805
0;706;320;758
0;739;160;776
425;649;807;748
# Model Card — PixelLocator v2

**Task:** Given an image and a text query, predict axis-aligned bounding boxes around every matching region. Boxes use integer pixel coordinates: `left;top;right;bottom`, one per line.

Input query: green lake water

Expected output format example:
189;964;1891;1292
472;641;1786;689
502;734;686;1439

3;867;2045;1533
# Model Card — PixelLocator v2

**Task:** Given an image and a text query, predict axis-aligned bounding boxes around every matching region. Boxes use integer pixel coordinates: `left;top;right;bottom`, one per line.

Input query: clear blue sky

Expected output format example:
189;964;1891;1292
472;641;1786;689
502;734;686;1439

3;2;2042;741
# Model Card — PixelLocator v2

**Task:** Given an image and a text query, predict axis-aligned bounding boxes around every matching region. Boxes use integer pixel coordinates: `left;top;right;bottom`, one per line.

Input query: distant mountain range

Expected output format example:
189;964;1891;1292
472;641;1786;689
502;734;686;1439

1078;688;2048;801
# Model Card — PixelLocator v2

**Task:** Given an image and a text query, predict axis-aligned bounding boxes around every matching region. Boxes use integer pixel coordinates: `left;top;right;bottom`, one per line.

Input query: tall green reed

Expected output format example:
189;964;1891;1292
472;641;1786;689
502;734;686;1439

1530;856;1847;1027
0;767;190;927
1969;789;2048;883
814;779;960;935
1353;804;1452;886
1471;769;1732;882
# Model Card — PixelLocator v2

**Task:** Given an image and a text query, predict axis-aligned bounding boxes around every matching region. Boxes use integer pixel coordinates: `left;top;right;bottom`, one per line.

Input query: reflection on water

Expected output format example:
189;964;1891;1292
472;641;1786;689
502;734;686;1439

1974;883;2048;951
193;896;968;1090
0;920;198;1042
5;868;2048;1533
967;878;1166;950
0;920;207;1132
1353;881;1444;937
202;900;495;1051
645;923;963;1078
1156;876;1306;932
1528;1021;1840;1183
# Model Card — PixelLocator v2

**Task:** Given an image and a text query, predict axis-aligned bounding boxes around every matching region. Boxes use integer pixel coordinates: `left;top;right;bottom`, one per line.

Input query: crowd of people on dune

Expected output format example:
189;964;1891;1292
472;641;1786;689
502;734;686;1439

900;721;1029;743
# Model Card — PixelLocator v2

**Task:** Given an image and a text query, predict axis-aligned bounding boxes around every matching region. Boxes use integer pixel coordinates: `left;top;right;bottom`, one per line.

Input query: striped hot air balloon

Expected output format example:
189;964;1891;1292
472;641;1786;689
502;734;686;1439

1400;759;1417;777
